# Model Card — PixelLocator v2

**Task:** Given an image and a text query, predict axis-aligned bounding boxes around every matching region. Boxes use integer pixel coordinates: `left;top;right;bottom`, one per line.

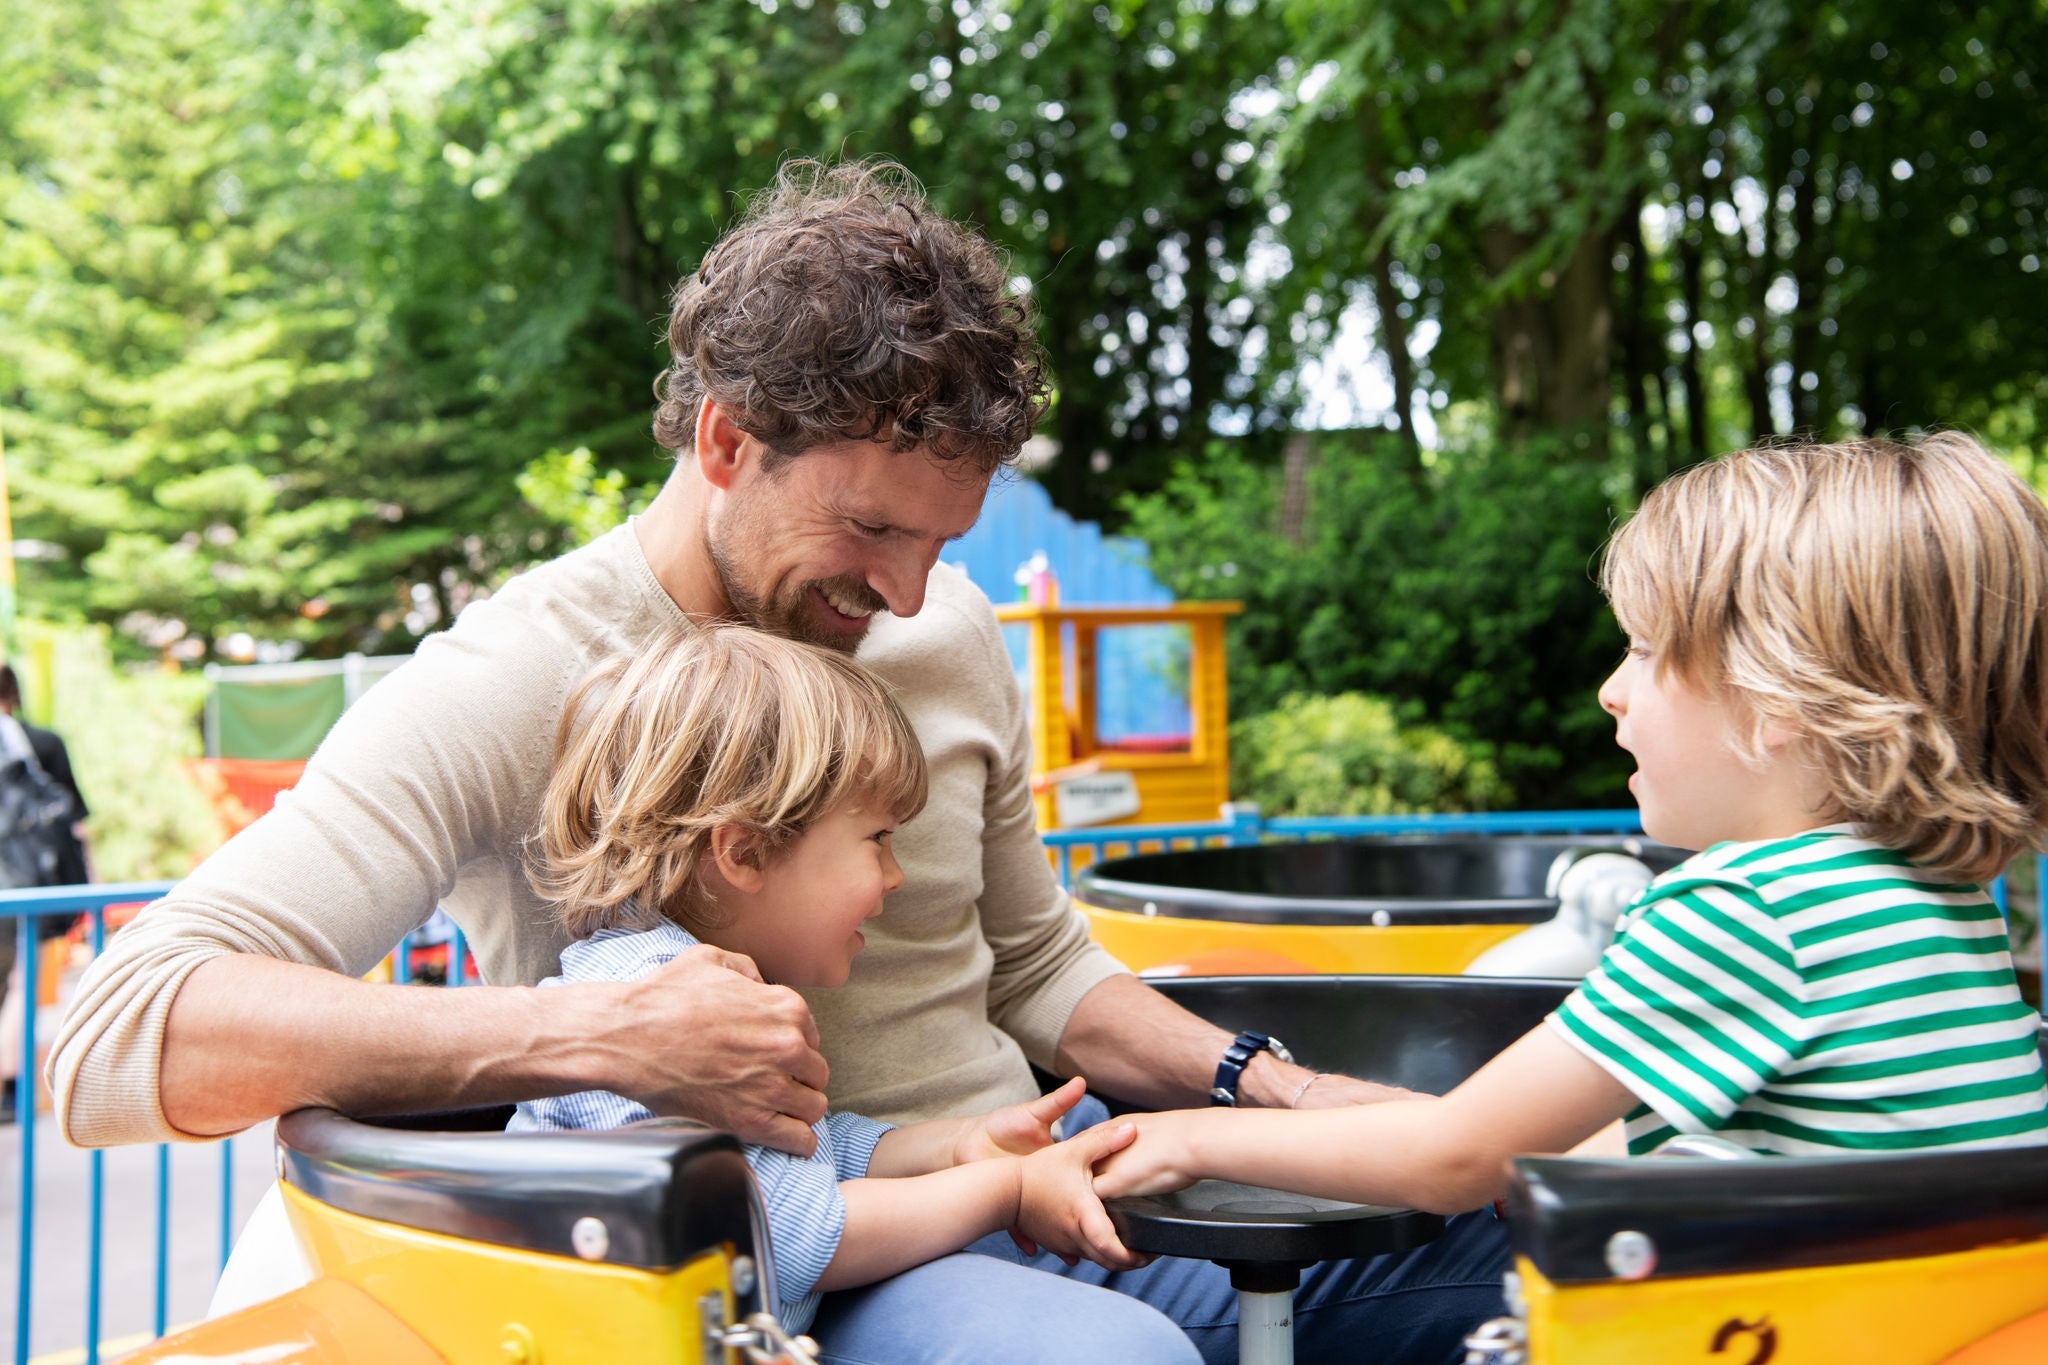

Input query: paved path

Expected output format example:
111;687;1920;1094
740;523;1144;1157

0;1113;276;1363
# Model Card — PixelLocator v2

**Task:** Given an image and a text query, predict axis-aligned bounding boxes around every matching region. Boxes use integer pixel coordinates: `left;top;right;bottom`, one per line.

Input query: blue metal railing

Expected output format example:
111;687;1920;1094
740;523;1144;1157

3;882;178;1365
4;812;2042;1361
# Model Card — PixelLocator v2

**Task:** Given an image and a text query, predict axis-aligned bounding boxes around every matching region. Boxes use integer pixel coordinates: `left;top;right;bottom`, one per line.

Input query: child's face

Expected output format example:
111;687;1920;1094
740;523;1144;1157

712;801;905;988
1598;641;1782;852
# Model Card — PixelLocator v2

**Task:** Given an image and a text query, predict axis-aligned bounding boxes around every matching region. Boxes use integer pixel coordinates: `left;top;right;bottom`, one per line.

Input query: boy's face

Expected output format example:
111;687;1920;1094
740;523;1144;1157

1598;642;1798;852
709;802;904;987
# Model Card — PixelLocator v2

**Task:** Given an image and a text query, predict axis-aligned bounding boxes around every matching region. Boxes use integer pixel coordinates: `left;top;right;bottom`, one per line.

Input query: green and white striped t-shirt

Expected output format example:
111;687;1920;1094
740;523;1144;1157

1549;826;2048;1156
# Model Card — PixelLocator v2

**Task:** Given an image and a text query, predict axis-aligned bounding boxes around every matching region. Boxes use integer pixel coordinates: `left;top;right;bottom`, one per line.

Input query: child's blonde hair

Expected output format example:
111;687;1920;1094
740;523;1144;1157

1601;432;2048;884
531;625;928;937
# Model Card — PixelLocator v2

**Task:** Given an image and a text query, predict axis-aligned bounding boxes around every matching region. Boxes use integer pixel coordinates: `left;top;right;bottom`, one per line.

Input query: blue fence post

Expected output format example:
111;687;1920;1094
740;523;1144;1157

84;909;105;1365
1222;802;1263;848
219;1140;235;1274
153;1144;170;1338
14;911;36;1365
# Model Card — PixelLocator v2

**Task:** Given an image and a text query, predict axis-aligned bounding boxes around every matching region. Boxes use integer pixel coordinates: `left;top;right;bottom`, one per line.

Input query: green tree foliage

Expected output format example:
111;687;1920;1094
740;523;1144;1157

1127;432;1626;804
1;0;2042;813
1262;0;2048;472
1231;691;1508;818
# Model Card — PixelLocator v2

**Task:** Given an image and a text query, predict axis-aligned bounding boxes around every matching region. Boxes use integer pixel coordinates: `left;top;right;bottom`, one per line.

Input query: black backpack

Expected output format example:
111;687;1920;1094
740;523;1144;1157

0;751;73;890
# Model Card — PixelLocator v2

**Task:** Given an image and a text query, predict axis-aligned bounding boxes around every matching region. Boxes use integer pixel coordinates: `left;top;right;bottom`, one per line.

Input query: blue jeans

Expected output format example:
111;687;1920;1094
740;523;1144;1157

808;1098;1509;1365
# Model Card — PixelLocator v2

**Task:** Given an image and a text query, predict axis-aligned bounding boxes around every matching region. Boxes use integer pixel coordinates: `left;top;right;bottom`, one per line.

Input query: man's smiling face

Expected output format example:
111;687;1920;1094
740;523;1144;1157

706;436;990;652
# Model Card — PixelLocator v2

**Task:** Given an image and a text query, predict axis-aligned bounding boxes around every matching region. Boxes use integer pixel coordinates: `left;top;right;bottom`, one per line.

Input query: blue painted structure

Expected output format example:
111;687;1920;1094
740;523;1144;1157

947;476;1194;744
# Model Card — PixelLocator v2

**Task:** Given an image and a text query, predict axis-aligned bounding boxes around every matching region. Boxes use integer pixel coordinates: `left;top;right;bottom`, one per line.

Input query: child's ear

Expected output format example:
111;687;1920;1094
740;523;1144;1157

1755;715;1808;756
708;824;768;893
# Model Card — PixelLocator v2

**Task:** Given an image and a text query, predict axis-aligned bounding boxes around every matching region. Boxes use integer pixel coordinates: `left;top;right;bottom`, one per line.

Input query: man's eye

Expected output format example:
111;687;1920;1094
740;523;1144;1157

852;521;889;538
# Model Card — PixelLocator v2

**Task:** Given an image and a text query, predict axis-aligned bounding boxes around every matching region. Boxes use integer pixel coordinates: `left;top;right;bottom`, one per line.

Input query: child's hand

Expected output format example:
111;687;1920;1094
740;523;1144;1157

1010;1121;1153;1271
955;1076;1088;1166
1088;1110;1207;1201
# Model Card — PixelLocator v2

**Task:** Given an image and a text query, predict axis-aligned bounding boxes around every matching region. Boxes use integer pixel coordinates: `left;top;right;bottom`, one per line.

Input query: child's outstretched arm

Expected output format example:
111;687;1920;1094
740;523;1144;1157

1093;1024;1638;1216
817;1120;1146;1291
862;1076;1088;1177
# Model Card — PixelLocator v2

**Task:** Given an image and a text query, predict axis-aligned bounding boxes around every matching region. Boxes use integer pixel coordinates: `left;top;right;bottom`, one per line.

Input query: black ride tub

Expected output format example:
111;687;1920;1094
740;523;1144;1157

1071;834;1686;976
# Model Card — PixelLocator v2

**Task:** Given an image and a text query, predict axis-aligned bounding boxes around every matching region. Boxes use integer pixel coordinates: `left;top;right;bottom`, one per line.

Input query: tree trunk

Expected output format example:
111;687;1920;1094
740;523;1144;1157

1367;244;1422;473
1480;225;1613;454
1675;213;1710;466
1618;196;1662;487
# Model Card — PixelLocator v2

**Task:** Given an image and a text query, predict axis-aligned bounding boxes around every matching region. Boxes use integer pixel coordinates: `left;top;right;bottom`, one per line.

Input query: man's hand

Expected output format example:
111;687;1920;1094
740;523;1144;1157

1089;1109;1212;1202
597;945;830;1156
1011;1121;1152;1271
955;1076;1088;1166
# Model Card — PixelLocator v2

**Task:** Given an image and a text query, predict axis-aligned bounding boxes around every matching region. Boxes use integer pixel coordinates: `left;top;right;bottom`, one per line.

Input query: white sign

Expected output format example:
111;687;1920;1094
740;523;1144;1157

1052;769;1142;828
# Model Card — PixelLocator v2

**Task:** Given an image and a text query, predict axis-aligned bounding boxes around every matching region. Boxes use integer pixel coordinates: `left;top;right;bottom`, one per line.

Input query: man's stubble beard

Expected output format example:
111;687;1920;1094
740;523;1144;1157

705;498;882;654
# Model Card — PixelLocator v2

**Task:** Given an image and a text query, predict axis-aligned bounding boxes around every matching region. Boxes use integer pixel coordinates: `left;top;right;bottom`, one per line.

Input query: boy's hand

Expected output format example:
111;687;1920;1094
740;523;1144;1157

955;1076;1088;1166
1089;1109;1208;1201
1010;1121;1152;1271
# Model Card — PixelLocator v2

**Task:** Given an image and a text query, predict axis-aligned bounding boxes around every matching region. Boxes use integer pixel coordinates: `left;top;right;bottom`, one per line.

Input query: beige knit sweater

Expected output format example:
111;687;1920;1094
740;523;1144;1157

50;525;1126;1146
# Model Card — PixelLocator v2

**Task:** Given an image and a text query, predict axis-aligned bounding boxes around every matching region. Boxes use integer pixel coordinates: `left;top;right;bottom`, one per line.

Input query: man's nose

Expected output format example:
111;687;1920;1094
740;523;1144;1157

871;544;937;619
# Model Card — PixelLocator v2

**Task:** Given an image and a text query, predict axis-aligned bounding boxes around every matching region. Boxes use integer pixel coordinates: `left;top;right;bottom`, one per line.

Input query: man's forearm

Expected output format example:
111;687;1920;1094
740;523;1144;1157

159;954;605;1135
1052;973;1310;1111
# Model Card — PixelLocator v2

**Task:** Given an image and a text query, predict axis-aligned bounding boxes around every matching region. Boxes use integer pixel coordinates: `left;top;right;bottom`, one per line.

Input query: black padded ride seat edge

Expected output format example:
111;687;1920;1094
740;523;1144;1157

277;1107;755;1272
1507;1139;2048;1283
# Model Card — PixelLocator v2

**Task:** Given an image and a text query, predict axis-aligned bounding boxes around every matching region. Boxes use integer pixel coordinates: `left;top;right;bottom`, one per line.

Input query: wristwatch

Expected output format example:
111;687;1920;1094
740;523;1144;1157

1209;1030;1293;1107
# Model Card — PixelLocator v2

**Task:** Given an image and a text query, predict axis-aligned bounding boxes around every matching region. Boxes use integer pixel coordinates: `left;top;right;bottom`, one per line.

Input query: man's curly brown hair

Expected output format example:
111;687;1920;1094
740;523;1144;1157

653;160;1050;472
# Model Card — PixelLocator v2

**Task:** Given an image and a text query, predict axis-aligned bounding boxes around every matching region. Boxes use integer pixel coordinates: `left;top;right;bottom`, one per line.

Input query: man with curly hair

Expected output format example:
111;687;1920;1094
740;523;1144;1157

51;163;1507;1362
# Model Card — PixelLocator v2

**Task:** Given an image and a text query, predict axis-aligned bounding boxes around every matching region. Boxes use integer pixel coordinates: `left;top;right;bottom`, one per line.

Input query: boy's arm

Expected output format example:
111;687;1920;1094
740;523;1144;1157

863;1077;1087;1177
1094;1024;1638;1215
819;1121;1143;1291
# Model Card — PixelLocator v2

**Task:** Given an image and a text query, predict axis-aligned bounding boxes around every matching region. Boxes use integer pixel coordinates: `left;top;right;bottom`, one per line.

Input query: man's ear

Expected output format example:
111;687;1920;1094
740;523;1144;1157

708;824;768;893
694;398;751;493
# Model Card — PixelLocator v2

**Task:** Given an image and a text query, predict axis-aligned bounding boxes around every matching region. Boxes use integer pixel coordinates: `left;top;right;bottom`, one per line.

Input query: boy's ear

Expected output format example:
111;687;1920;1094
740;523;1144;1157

1755;714;1808;756
708;824;768;893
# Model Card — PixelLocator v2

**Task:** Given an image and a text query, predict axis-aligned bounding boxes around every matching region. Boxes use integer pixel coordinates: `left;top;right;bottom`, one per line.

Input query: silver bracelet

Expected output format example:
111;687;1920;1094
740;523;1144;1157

1288;1073;1322;1109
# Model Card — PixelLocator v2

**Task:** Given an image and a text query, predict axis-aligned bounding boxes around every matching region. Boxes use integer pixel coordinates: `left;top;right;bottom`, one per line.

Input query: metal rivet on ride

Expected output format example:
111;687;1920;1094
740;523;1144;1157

1143;900;1159;918
1371;910;1392;928
1604;1229;1657;1280
499;1323;538;1363
570;1216;609;1262
731;1254;759;1297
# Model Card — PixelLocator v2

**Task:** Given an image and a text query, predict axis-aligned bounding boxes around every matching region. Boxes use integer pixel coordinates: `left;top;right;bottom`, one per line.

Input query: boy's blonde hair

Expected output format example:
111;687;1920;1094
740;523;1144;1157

1601;432;2048;884
531;625;928;937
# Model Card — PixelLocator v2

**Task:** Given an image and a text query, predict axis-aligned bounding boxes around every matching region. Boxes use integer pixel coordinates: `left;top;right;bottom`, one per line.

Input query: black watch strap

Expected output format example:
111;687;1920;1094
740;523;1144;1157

1209;1030;1292;1107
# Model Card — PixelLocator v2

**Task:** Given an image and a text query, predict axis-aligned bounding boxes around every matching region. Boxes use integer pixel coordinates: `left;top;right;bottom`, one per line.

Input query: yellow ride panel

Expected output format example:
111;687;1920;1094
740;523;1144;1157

1517;1234;2048;1365
280;1181;735;1365
1080;901;1526;975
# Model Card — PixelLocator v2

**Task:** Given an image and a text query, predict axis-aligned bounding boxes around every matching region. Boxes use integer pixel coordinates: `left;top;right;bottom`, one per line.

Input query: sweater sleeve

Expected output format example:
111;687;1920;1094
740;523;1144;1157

961;596;1127;1068
45;613;568;1147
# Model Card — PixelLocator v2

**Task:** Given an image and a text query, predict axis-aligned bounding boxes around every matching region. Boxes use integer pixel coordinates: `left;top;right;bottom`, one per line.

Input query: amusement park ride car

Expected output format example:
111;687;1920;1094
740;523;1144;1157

126;609;2048;1362
125;973;2048;1365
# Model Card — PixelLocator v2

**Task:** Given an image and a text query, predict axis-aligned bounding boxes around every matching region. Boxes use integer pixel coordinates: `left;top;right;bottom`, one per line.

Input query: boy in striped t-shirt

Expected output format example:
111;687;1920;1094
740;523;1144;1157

1095;433;2048;1219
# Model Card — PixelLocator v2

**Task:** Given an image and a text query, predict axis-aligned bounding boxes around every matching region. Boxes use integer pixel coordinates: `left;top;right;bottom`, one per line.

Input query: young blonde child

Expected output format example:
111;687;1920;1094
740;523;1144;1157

509;626;1198;1362
1096;433;2048;1218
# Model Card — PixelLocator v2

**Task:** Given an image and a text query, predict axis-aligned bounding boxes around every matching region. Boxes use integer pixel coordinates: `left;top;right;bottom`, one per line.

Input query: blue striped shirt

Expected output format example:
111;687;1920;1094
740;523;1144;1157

509;923;893;1333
